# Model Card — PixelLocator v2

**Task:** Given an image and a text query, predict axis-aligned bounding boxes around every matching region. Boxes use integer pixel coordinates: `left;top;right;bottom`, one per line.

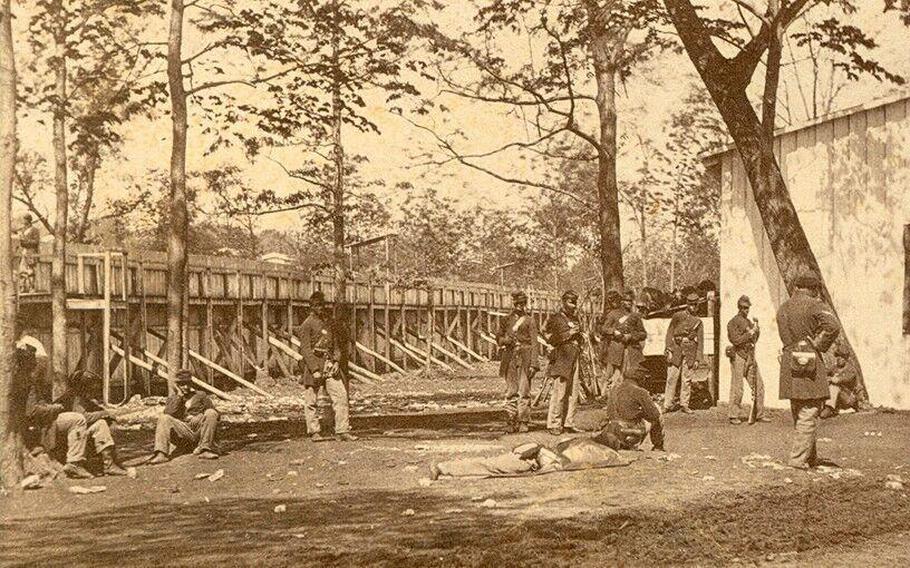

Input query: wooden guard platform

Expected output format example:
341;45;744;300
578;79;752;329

16;244;582;404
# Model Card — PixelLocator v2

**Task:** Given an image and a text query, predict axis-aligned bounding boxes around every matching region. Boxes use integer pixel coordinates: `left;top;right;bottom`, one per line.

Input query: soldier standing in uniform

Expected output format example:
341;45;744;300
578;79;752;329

15;212;40;292
776;274;839;469
543;290;585;435
297;290;357;442
497;291;540;433
727;295;770;425
662;292;704;414
598;290;632;396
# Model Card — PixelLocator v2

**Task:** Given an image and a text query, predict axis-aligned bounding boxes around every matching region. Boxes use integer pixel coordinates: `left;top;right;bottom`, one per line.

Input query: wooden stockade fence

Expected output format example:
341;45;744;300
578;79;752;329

17;244;593;404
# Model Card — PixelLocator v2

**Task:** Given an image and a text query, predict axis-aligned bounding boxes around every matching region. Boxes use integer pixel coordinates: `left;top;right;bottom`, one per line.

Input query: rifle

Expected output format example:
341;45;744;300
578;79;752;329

532;373;552;408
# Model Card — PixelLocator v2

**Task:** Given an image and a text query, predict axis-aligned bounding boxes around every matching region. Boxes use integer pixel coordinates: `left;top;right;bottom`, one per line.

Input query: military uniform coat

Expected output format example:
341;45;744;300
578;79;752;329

543;309;582;379
599;307;629;367
615;311;647;370
497;310;540;375
296;313;341;388
665;310;704;368
776;291;839;400
727;313;759;359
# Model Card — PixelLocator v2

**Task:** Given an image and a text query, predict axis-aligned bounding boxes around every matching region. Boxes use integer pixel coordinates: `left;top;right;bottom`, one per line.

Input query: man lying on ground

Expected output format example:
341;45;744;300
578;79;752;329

592;365;665;452
149;370;220;464
54;370;128;476
428;437;630;480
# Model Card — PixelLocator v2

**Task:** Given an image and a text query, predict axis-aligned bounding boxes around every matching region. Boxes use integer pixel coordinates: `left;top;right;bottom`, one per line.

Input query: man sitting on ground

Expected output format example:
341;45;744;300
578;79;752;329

593;365;665;452
23;345;95;479
55;370;127;476
149;370;220;464
821;344;860;419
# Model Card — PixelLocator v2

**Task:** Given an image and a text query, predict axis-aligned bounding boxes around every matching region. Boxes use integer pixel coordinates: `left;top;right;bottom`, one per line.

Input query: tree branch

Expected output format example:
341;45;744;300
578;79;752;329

406;118;594;207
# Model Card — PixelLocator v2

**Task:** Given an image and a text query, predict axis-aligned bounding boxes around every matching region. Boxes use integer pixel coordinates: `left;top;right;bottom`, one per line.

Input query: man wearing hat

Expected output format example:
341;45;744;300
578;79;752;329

776;273;840;469
593;364;664;452
297;290;357;442
727;295;770;425
662;291;704;413
14;212;40;292
497;290;540;433
543;290;586;435
597;290;631;396
149;370;220;463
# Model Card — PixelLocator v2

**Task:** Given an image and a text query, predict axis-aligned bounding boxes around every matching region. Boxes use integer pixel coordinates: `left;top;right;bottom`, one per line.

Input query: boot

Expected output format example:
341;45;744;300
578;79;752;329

63;462;95;479
101;448;128;476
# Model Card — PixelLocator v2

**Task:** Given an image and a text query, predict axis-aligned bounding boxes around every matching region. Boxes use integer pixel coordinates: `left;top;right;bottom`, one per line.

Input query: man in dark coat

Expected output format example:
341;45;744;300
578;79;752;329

15;212;40;292
297;290;357;442
597;290;632;395
727;295;770;425
497;290;540;433
149;370;220;463
776;274;840;469
662;292;704;413
543;290;585;435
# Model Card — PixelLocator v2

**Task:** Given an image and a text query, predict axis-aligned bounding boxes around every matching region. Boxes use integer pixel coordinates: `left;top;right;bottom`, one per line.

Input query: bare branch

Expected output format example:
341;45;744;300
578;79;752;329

405;118;594;207
186;65;297;96
264;155;333;192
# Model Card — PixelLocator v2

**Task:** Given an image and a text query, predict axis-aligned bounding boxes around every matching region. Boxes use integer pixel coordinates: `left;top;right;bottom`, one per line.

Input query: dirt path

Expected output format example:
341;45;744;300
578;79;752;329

3;395;909;566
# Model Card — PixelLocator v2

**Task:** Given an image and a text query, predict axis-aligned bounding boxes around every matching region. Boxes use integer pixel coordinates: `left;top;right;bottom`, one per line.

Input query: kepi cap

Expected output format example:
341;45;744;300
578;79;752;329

175;369;193;385
561;290;578;301
737;295;751;308
511;290;528;303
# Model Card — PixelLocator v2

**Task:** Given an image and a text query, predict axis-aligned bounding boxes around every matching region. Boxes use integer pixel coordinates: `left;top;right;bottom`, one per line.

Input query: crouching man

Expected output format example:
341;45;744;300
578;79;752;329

593;365;664;452
149;370;220;464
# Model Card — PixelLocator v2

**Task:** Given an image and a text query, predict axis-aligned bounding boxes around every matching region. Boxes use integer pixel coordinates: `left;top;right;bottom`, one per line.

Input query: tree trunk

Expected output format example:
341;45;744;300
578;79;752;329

590;33;624;306
640;205;647;289
330;8;350;390
74;149;99;243
0;0;23;488
663;0;867;403
51;7;68;397
166;0;188;388
709;88;868;403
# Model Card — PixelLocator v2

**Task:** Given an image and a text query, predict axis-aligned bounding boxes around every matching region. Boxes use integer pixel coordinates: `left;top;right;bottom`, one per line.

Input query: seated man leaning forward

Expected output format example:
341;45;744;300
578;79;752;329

149;370;220;464
23;345;95;479
593;364;665;452
55;370;128;476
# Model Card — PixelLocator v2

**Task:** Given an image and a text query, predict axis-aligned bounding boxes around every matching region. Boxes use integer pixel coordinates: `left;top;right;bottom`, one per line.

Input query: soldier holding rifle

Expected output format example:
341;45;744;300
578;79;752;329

543;290;586;435
496;291;540;433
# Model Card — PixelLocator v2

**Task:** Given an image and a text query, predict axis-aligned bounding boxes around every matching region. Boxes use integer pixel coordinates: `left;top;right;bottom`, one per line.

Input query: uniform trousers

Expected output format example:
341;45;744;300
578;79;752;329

302;377;351;435
547;362;580;430
154;409;219;455
728;353;765;419
788;398;825;467
504;362;532;425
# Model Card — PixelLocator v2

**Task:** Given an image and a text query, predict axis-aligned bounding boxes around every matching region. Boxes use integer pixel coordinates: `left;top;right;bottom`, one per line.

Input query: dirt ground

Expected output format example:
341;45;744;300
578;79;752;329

3;368;910;567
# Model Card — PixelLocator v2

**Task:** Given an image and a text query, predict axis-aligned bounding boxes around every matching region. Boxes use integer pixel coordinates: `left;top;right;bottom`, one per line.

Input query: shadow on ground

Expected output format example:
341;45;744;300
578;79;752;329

3;477;909;567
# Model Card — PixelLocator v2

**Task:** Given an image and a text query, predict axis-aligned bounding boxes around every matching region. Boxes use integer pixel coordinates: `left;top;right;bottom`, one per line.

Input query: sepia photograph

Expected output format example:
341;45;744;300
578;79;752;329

1;0;910;566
